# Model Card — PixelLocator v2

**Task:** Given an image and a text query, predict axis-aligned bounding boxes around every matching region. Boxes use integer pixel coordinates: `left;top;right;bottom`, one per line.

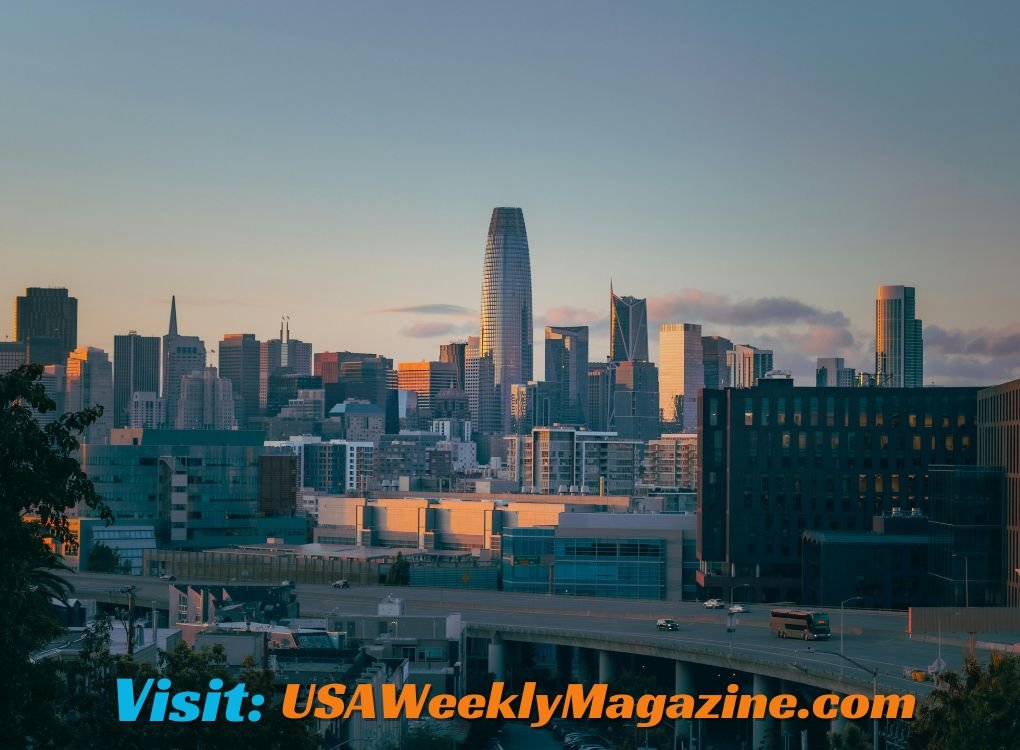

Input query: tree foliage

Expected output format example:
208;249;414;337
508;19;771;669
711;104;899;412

829;723;871;750
908;653;1020;750
0;365;111;746
386;551;411;586
86;541;122;573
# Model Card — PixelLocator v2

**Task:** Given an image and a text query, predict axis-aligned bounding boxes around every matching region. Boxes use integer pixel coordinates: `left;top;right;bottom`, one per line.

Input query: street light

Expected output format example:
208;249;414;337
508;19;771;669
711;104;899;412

839;596;864;678
953;553;969;607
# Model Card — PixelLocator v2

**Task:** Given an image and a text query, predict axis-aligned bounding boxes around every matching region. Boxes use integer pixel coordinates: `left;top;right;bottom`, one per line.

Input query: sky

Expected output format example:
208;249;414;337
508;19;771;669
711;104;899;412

2;1;1019;385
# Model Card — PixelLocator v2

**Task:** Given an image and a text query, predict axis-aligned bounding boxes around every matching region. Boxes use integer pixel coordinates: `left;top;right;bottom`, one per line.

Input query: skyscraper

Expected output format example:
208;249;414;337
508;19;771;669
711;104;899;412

0;341;26;374
609;284;649;363
260;318;312;410
726;344;774;388
439;341;467;391
397;361;458;422
478;207;533;434
65;346;114;444
219;333;261;426
816;357;856;388
176;366;238;430
875;285;923;387
544;326;589;426
162;296;207;427
113;332;160;428
612;360;660;441
701;335;733;390
14;287;78;364
659;323;704;432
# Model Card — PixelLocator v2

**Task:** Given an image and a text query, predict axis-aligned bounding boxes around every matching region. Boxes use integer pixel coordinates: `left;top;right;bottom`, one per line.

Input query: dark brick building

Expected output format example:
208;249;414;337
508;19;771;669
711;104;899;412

698;380;978;602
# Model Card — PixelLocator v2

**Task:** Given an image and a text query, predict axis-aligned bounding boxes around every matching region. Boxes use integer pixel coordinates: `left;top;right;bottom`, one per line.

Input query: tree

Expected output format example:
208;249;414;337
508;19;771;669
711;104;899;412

386;551;411;585
86;541;121;573
0;365;111;747
829;723;871;750
908;653;1020;750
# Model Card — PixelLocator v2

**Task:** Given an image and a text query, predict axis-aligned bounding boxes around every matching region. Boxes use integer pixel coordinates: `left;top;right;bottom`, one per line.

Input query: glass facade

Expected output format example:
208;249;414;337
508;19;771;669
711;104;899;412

479;207;533;434
875;285;923;388
501;527;668;600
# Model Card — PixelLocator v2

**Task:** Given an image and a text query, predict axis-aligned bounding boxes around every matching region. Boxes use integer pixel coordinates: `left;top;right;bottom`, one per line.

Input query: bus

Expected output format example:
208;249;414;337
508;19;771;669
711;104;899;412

769;609;831;640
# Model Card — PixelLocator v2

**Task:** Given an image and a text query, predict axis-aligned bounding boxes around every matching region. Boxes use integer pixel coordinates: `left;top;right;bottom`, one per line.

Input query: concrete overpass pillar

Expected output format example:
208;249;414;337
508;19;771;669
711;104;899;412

555;645;572;684
675;661;695;746
753;673;778;750
487;633;505;682
598;650;615;684
829;714;847;738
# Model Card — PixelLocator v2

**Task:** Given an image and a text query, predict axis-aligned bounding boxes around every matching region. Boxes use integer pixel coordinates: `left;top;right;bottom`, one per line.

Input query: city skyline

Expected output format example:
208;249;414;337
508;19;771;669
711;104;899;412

3;3;1020;386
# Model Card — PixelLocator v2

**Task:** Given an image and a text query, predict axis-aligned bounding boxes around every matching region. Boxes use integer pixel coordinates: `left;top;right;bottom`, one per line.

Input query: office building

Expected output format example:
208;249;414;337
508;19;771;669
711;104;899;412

928;466;1005;607
702;336;733;390
698;380;979;602
816;357;856;388
266;372;321;419
478;207;533;434
374;433;452;491
0;341;26;373
65;346;114;444
129;391;165;428
14;287;77;363
397;361;458;422
510;381;560;434
545;325;588;426
267;436;374;495
659;323;704;432
80;429;307;547
260;318;312;411
586;362;612;432
506;427;643;495
162;296;207;427
726;344;774;388
641;433;698;491
328;400;386;444
219;333;261;426
802;512;929;609
113;332;160;428
875;285;923;387
175;366;238;430
438;341;467;391
978;378;1020;606
612;360;660;441
609;285;648;363
32;364;66;426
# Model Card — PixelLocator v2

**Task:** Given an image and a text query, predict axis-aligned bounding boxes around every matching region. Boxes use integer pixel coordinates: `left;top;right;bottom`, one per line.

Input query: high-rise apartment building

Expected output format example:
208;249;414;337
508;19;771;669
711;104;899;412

875;285;923;387
113;332;160;428
609;285;649;363
659;323;704;433
439;342;467;391
176;366;238;430
641;433;698;491
816;357;857;388
219;333;261;426
702;336;733;390
14;287;77;363
478;207;533;434
545;326;588;426
65;346;114;444
726;344;774;388
505;427;643;495
162;296;207;427
260;318;312;410
978;378;1020;606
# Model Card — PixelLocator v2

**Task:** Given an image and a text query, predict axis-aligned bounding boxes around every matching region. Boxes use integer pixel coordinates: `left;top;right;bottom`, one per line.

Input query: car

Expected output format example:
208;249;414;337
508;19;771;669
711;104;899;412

332;579;350;589
281;580;296;587
656;618;679;631
159;574;176;582
704;598;725;609
729;604;749;614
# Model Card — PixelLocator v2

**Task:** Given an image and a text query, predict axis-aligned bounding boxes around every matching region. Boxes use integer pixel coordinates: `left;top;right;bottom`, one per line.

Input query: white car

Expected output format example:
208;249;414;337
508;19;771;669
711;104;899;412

332;579;350;589
729;604;748;614
704;598;725;609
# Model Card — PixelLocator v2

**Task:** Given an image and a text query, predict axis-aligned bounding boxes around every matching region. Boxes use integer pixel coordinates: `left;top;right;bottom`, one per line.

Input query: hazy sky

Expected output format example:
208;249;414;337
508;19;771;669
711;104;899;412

3;1;1018;385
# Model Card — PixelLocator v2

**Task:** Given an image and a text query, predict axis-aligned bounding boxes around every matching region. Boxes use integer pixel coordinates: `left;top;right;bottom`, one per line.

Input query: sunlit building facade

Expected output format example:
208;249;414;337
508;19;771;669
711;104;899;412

659;323;704;432
875;285;923;388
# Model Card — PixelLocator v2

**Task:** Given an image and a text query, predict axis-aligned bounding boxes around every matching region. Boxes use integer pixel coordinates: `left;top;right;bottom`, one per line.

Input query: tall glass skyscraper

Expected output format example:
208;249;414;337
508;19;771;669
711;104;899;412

610;285;649;363
478;207;533;433
659;322;703;432
875;285;923;387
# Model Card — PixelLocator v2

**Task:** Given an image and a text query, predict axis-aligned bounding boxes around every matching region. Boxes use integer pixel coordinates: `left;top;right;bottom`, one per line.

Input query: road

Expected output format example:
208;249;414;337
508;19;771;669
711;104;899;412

66;572;1013;696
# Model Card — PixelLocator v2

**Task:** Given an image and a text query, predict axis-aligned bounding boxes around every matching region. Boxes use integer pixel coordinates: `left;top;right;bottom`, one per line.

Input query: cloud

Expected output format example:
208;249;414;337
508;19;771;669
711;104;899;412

648;289;850;328
399;321;477;338
377;303;475;316
925;324;1020;357
542;306;609;331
